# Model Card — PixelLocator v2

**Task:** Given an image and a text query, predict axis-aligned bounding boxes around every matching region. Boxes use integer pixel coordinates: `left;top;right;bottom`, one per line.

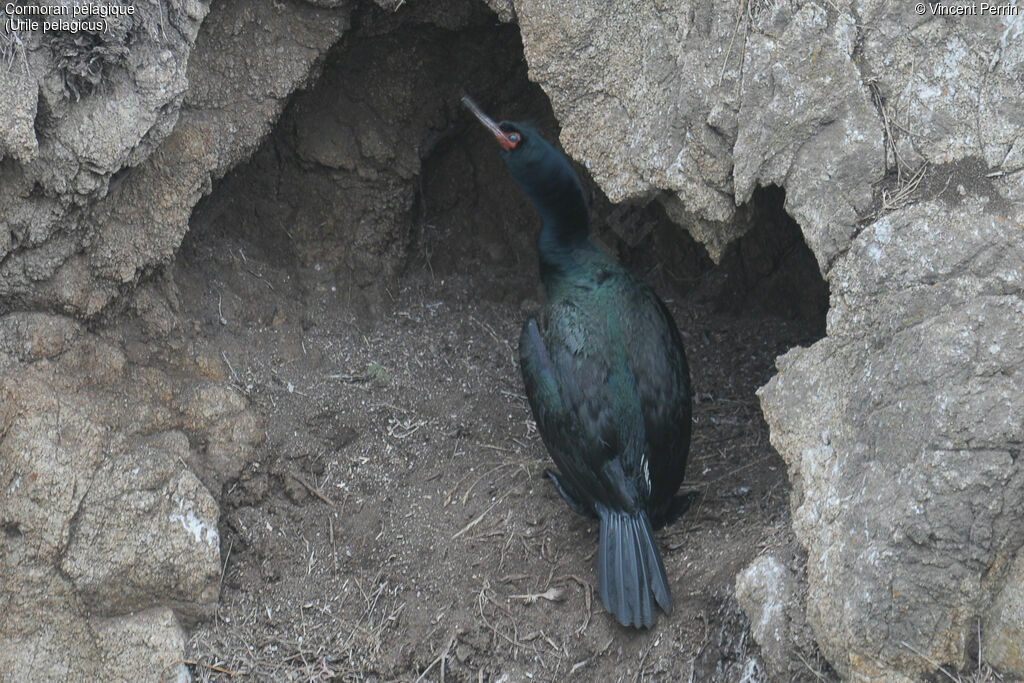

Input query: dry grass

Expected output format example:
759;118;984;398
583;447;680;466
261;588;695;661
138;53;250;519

0;12;28;75
43;9;134;100
190;565;407;680
880;161;928;213
866;80;933;218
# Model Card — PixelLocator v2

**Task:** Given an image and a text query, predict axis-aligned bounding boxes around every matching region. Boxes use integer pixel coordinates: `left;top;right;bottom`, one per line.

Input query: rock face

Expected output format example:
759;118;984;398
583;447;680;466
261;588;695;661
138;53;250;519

0;0;342;676
756;4;1024;677
513;0;881;264
0;300;262;680
984;552;1024;674
511;0;1024;679
760;201;1024;679
199;0;530;318
0;0;207;315
0;0;544;675
0;0;348;317
1;0;1022;679
735;553;819;681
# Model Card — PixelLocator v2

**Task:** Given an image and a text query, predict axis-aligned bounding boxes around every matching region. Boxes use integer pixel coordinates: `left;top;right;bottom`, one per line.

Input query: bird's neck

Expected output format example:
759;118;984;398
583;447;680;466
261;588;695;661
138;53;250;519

521;162;592;284
538;220;594;289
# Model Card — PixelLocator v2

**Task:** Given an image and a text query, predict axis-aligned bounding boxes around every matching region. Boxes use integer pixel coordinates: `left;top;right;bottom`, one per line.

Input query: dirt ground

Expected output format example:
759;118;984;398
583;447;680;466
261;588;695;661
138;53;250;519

174;175;834;682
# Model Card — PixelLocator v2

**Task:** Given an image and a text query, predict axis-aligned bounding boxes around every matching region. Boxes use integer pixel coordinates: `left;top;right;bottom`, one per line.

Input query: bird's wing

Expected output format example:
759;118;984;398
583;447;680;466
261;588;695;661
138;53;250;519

540;301;644;510
623;285;692;512
519;316;604;511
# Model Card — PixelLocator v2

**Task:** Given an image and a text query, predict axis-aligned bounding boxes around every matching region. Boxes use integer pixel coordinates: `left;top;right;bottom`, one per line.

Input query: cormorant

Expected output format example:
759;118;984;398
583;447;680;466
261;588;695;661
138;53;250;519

463;96;693;629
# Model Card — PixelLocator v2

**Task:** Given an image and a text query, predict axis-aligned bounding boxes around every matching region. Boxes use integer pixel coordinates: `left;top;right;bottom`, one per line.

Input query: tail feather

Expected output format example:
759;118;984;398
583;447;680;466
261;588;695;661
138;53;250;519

633;520;653;627
598;508;671;628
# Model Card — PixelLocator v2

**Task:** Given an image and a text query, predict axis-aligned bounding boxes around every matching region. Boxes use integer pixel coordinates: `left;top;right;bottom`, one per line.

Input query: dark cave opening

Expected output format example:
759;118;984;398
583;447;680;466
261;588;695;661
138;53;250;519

178;1;832;678
186;0;829;342
696;185;830;333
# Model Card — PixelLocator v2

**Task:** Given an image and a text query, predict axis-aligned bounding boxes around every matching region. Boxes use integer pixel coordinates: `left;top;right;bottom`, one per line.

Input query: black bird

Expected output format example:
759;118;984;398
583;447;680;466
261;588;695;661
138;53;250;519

463;96;693;629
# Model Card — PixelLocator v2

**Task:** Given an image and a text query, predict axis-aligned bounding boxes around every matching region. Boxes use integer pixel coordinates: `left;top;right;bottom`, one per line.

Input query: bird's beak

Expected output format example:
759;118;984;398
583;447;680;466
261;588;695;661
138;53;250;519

462;95;517;152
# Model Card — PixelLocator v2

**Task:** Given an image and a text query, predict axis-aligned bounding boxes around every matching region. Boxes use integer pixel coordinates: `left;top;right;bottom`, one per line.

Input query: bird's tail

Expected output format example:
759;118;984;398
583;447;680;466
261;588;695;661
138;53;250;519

597;507;671;629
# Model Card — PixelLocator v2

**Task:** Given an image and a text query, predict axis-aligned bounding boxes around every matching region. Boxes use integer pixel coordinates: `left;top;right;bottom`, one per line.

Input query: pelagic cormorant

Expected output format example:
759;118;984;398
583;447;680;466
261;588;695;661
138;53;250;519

463;96;693;629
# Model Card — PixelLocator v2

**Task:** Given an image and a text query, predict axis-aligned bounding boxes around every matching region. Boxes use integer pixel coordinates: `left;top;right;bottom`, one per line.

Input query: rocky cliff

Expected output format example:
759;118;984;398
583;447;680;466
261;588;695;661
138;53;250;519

1;0;1021;680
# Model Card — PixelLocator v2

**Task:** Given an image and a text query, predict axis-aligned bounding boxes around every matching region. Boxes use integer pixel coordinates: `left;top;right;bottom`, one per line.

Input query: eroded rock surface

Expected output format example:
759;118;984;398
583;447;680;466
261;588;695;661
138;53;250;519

0;296;262;679
0;0;348;317
760;198;1024;679
735;552;819;681
984;552;1024;675
0;0;332;674
2;0;1022;679
0;0;208;315
513;0;883;264
754;4;1024;677
198;0;532;319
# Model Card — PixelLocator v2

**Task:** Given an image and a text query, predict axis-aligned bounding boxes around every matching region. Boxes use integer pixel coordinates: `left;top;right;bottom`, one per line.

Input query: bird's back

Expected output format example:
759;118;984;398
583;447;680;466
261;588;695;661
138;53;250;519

539;246;691;523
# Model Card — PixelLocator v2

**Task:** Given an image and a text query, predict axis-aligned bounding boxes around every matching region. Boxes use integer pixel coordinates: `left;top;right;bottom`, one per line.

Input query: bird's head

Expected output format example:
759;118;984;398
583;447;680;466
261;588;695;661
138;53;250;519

461;95;581;206
461;95;522;154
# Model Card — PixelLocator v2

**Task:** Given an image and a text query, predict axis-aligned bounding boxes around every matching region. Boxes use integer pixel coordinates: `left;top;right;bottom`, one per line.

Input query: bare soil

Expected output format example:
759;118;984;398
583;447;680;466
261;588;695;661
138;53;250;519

178;199;828;681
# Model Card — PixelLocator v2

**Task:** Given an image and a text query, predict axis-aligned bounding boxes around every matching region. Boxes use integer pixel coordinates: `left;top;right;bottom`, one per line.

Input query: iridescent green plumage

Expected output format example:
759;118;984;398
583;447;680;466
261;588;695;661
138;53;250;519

464;98;692;629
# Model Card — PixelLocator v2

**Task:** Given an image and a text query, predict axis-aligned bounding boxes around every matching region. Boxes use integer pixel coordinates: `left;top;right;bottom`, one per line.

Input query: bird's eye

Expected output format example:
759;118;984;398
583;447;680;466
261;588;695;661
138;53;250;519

508;133;521;146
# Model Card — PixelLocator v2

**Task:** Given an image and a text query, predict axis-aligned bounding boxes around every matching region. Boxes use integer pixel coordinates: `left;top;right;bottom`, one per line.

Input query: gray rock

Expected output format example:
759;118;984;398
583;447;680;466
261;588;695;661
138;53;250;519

734;2;882;271
983;552;1024;676
0;603;189;682
0;0;349;317
0;296;262;678
735;555;810;681
512;1;884;266
91;609;191;683
0;11;336;672
514;0;742;258
0;0;209;315
856;0;1024;169
61;433;221;619
0;62;38;163
759;200;1024;678
483;0;516;22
